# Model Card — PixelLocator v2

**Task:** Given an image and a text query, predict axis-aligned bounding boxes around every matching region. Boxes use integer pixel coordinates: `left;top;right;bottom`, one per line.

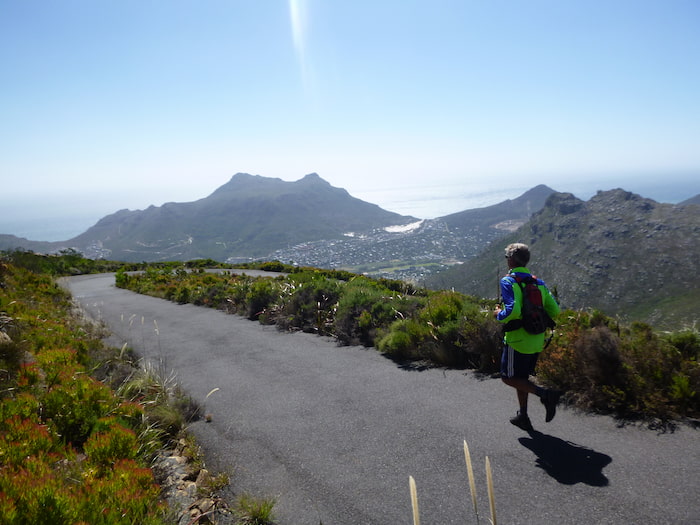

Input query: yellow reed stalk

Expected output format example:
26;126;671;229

464;440;480;523
485;457;497;525
206;387;220;399
409;475;420;525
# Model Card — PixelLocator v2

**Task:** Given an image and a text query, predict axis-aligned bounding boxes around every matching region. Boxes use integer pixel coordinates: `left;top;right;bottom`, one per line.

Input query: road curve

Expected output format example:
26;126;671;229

64;273;699;525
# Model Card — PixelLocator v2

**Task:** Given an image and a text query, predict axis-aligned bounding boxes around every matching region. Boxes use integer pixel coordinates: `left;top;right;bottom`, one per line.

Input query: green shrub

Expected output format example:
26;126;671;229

258;260;286;272
665;327;700;361
41;374;117;446
0;417;62;466
246;278;280;320
85;418;139;468
175;284;191;304
377;318;430;360
376;291;499;368
115;268;130;288
74;458;165;524
334;277;419;346
274;273;342;334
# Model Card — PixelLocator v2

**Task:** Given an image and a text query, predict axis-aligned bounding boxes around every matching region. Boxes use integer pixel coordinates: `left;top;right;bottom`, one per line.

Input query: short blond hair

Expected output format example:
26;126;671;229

505;243;530;266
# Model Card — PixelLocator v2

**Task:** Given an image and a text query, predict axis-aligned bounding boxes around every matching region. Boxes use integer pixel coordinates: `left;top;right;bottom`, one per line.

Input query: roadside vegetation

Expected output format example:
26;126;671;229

117;260;700;424
0;251;273;524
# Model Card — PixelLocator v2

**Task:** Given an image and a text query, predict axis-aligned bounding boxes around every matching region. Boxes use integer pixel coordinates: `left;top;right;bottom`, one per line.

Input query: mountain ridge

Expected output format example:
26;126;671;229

44;173;417;262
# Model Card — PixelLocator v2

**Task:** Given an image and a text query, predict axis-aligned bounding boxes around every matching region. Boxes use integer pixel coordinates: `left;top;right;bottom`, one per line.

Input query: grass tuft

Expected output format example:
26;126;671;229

234;492;276;525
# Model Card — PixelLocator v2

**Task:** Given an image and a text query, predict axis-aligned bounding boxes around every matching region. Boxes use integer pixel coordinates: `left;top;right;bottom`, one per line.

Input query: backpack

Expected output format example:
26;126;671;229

504;274;556;335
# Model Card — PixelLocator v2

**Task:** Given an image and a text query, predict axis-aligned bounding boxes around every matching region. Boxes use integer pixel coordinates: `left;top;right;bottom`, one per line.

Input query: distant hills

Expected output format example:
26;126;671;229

0;173;417;262
681;194;700;206
423;189;700;329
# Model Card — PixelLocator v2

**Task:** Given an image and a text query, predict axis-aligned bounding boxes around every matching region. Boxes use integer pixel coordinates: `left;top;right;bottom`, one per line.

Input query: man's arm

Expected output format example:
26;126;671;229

495;278;517;321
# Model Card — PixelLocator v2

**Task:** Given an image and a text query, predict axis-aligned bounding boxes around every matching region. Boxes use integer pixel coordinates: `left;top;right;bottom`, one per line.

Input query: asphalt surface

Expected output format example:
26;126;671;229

64;273;699;525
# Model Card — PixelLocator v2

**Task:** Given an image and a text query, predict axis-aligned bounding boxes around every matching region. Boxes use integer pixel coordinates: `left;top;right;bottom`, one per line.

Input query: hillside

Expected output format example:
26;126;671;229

441;183;554;233
423;189;700;329
0;234;55;255
48;173;417;262
680;193;700;206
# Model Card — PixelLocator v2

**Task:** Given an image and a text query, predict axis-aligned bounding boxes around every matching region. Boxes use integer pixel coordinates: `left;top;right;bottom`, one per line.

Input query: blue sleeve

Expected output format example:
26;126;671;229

497;277;516;322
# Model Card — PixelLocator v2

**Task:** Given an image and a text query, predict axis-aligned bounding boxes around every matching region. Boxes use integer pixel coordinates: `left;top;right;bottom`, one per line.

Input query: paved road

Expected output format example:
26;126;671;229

65;273;699;525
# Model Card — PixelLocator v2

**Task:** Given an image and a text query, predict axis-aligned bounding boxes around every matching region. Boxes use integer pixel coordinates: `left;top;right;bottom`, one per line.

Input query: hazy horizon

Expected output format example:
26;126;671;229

2;173;697;242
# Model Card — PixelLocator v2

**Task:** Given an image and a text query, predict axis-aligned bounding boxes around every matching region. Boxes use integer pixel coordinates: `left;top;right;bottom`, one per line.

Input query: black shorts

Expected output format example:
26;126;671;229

500;345;539;379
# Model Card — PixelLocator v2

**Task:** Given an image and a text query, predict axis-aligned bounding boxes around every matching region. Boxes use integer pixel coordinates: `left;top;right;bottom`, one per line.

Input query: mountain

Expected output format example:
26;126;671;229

423;189;700;329
0;234;56;255
680;194;700;206
51;173;417;262
441;184;554;233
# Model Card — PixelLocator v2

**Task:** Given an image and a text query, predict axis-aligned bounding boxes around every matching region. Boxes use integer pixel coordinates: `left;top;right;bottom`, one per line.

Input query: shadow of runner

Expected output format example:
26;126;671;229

518;431;612;486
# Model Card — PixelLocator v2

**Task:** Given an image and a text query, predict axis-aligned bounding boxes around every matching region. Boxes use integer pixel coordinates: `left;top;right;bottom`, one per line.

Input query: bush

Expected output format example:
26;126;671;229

538;312;700;420
665;327;700;361
335;277;420;346
377;318;430;361
234;493;276;525
0;417;62;466
0;260;167;524
41;374;118;446
376;291;500;368
273;273;342;334
85;418;139;468
246;278;280;321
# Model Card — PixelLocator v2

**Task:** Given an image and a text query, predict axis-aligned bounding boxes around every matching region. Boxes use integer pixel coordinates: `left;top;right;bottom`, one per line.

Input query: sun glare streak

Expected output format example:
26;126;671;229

289;0;312;93
289;0;305;56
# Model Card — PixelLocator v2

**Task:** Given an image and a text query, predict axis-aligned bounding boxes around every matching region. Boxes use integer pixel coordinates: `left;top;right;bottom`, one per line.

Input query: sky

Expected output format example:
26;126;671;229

1;0;699;241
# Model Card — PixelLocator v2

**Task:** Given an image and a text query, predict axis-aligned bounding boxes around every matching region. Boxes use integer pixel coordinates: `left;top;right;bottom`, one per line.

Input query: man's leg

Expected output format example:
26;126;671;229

501;346;561;424
502;377;537;409
501;346;539;430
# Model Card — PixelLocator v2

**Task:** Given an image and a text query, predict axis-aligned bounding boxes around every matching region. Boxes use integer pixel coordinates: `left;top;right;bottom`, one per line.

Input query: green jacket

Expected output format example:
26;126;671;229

496;267;560;354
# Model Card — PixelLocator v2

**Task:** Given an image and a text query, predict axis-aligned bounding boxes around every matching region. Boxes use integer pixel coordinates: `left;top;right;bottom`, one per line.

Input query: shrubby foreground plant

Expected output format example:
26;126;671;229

0;252;254;524
0;261;168;524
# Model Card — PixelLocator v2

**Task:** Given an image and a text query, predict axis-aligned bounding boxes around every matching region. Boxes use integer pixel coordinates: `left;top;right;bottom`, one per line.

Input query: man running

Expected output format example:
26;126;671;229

494;243;561;431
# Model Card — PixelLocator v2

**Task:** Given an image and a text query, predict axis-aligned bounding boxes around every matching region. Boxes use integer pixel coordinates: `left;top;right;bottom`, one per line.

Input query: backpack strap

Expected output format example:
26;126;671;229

511;273;538;284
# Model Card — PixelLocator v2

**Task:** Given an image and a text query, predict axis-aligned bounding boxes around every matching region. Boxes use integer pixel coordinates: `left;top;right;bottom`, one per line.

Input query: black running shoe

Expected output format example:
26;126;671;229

510;411;534;431
542;389;562;422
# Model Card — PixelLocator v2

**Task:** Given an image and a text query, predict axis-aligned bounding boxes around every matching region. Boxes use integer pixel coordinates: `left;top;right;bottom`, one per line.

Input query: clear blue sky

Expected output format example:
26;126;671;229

2;1;699;240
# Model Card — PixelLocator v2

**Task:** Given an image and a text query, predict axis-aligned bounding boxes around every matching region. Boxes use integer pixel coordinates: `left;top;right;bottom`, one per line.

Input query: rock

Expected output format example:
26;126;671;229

154;449;232;524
